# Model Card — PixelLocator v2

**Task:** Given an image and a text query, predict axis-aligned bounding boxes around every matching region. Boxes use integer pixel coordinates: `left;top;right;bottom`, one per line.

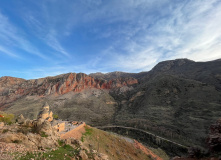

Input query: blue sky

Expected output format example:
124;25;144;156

0;0;221;79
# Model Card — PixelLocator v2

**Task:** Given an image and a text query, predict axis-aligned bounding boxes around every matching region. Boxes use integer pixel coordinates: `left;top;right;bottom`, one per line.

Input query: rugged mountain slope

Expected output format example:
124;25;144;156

110;59;221;147
5;89;117;126
112;74;221;147
0;73;137;109
1;58;221;149
141;59;221;90
0;73;137;126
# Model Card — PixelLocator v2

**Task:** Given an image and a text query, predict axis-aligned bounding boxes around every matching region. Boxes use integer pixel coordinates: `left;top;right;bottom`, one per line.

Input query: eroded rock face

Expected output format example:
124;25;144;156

0;73;138;109
37;102;53;122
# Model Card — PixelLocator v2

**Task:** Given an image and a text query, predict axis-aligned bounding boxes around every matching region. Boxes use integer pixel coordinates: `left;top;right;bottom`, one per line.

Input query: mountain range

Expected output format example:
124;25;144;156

0;58;221;149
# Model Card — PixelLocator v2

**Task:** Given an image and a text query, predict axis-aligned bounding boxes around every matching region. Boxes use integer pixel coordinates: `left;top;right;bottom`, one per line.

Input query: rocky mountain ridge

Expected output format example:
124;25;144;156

1;58;221;152
0;73;138;109
89;71;148;80
141;58;221;90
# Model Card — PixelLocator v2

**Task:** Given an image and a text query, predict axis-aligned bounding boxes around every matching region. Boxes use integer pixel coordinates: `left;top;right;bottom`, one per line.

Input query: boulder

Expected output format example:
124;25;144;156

17;114;25;124
23;119;33;127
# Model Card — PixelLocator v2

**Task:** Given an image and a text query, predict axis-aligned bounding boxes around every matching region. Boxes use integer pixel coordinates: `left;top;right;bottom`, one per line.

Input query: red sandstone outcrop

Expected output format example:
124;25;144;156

0;73;138;109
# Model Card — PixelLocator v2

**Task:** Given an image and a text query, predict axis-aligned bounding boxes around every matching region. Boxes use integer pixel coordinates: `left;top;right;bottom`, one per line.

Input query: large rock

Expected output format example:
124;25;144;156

23;119;33;127
37;102;53;122
33;118;58;137
17;114;25;124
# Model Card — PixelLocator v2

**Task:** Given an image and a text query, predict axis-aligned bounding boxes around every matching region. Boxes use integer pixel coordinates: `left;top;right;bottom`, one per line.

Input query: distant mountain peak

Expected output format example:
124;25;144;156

152;58;195;72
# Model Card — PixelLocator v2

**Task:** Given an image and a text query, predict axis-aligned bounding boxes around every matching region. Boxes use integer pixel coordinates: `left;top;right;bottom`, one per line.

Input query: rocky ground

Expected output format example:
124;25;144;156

0;142;30;160
0;117;163;160
0;120;111;160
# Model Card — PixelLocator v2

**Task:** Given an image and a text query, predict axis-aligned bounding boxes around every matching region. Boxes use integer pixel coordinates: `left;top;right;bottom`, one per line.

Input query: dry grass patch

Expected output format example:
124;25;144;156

82;125;153;160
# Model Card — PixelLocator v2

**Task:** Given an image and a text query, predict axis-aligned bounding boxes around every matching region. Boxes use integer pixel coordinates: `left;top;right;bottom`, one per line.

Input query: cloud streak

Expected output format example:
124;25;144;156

0;12;47;59
45;30;70;57
0;45;19;58
89;0;221;72
22;2;71;57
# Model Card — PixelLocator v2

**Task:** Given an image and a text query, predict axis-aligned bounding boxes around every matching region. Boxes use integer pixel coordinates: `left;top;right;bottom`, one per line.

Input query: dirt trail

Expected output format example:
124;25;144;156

60;122;86;140
133;140;163;160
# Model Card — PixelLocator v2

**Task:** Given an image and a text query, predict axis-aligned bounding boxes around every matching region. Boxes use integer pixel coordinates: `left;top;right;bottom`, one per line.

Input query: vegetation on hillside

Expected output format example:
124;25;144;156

0;111;15;125
16;125;160;160
52;114;59;120
82;125;161;160
18;142;79;160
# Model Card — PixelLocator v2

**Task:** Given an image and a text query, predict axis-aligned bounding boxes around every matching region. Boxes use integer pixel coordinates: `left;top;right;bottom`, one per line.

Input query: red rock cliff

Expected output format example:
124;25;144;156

0;73;138;108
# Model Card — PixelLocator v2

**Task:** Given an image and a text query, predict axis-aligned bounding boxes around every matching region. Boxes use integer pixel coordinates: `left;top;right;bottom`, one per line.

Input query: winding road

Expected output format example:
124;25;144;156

97;125;188;149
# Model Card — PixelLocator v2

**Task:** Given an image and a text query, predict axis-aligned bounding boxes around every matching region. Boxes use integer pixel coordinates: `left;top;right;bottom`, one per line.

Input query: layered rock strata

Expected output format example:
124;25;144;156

0;73;138;108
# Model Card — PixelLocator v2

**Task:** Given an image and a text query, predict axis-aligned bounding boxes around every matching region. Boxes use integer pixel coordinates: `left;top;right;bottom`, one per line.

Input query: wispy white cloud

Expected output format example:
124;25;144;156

89;0;221;72
163;0;221;61
22;2;71;57
0;12;48;59
25;0;221;76
45;30;70;57
0;45;20;58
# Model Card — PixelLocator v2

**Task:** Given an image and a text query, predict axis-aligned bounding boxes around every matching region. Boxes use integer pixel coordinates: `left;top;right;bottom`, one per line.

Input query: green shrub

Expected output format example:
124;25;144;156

0;112;15;125
2;129;9;133
58;139;65;146
53;114;59;120
84;127;93;136
19;144;79;160
81;126;93;142
81;136;84;142
40;131;48;137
